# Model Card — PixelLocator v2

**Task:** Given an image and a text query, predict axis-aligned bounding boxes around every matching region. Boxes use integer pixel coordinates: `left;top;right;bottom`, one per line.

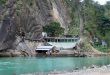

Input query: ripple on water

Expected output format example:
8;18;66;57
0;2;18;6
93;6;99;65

0;62;19;65
0;56;110;75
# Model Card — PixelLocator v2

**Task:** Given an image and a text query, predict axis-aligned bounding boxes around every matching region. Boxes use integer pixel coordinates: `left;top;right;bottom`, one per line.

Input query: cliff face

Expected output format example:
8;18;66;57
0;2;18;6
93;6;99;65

0;0;16;50
35;0;70;30
52;0;70;33
0;0;70;50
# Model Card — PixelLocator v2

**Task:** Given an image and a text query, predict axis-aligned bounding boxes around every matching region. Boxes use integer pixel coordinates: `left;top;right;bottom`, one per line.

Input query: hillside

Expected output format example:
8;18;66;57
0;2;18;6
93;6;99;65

0;0;110;55
0;0;70;51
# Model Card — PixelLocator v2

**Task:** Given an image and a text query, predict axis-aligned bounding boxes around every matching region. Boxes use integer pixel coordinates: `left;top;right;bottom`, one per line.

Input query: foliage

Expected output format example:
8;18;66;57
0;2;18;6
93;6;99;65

64;0;110;52
0;0;6;6
94;45;109;52
97;16;110;36
43;22;64;37
66;0;110;46
65;0;80;34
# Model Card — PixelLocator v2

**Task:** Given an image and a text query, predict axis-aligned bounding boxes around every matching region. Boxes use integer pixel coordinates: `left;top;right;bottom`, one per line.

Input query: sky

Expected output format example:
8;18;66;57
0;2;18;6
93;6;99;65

93;0;110;5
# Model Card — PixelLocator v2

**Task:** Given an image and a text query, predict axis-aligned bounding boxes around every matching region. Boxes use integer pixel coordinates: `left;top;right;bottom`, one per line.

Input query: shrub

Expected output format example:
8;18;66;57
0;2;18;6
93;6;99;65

43;22;64;37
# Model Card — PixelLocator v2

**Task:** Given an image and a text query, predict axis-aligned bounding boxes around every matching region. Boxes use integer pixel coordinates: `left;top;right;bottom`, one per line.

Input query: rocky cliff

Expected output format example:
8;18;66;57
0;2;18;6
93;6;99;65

0;0;70;51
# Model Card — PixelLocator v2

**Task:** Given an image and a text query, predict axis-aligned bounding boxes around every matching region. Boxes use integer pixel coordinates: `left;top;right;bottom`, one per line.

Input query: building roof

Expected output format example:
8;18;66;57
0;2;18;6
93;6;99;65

36;46;54;51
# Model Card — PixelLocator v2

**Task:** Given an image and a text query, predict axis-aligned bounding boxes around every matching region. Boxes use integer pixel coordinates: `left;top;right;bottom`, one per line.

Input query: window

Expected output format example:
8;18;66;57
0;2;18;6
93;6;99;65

64;39;67;42
68;39;72;42
60;39;64;42
55;39;57;42
74;39;77;42
72;39;74;42
51;38;55;42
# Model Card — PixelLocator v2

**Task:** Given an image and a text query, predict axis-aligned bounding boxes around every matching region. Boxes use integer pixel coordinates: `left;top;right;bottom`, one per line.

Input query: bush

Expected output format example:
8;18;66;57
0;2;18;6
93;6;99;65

0;0;6;6
43;22;64;37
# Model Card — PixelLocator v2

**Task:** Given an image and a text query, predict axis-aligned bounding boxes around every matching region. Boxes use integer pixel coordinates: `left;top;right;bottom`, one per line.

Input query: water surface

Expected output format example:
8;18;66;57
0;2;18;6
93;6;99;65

0;56;110;75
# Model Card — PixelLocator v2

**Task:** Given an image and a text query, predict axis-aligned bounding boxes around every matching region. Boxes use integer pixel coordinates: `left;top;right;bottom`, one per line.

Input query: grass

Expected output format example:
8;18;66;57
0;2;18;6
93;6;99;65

94;45;109;52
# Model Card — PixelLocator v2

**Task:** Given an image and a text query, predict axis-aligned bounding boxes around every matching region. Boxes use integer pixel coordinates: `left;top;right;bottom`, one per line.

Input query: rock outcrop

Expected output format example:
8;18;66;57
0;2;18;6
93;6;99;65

0;0;70;52
0;0;16;50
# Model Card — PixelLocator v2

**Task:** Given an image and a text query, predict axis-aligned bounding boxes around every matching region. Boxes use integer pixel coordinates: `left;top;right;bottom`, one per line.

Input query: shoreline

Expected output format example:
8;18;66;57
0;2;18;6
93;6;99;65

0;49;109;57
21;65;110;75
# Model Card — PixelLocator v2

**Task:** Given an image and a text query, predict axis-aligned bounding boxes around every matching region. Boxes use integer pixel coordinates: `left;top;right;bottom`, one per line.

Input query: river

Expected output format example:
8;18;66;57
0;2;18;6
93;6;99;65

0;56;110;75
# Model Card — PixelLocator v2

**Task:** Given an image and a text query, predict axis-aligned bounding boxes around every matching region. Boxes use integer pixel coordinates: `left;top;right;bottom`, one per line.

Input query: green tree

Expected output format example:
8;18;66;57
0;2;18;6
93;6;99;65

105;1;110;19
0;0;6;6
65;0;80;35
97;16;110;46
83;0;96;32
43;22;64;37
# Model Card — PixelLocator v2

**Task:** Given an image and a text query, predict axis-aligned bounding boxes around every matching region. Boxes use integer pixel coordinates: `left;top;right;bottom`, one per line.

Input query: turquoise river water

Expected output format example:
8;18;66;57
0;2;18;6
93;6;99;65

0;56;110;75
